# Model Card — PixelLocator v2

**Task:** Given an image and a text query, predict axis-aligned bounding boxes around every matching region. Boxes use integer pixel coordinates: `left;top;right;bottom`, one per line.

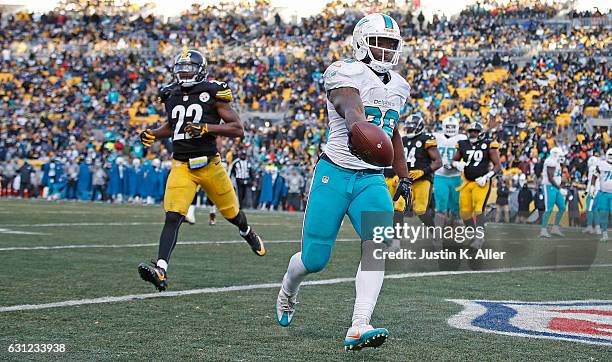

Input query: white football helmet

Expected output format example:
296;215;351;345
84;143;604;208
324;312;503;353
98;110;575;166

442;116;459;137
607;148;612;163
550;147;563;162
352;13;403;73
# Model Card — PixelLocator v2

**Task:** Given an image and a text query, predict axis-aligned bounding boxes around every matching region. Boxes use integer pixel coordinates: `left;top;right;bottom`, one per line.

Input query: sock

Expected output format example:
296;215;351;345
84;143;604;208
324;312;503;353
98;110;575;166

393;211;404;227
599;211;609;231
156;259;168;271
475;213;486;228
417;207;435;227
282;252;309;296
541;210;552;227
463;217;475;228
157;211;184;264
434;213;446;227
228;210;249;234
352;262;384;327
239;226;251;236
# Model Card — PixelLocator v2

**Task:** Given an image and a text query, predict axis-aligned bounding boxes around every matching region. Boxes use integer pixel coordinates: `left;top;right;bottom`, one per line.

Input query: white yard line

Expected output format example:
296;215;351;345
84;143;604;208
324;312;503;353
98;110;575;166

0;221;294;228
1;264;611;313
0;238;354;251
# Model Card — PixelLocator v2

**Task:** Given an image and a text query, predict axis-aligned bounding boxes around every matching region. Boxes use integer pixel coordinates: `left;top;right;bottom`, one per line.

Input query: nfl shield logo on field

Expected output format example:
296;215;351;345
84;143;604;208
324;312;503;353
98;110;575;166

448;299;612;346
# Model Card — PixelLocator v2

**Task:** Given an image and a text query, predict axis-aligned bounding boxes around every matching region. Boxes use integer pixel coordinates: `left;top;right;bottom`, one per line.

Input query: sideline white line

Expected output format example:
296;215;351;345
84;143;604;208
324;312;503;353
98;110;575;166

0;221;295;228
0;222;162;228
1;264;611;313
0;238;354;251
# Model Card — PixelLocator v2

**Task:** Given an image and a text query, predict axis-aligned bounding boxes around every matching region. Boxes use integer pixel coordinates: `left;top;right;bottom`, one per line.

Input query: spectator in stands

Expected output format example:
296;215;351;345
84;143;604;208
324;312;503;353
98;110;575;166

495;179;511;223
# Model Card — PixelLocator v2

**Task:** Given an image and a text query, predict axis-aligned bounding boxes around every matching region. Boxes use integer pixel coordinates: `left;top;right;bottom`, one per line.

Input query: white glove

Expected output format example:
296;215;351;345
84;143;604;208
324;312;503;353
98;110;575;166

559;188;568;197
442;158;451;169
475;176;488;187
452;160;466;172
475;171;495;187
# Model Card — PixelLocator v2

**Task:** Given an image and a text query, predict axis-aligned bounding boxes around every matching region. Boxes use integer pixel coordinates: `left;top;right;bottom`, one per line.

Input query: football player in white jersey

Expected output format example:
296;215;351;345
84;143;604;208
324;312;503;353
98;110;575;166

592;149;612;242
540;147;567;238
584;155;601;234
433;116;467;237
275;13;412;351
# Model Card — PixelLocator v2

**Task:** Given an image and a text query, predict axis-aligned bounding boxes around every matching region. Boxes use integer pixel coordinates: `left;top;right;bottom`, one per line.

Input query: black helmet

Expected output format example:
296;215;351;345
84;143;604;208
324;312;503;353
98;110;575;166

467;122;486;143
404;114;424;138
173;50;207;87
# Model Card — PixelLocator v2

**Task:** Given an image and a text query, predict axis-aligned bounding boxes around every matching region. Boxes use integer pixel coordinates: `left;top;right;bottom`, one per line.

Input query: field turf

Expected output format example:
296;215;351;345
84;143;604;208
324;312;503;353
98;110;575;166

0;199;611;360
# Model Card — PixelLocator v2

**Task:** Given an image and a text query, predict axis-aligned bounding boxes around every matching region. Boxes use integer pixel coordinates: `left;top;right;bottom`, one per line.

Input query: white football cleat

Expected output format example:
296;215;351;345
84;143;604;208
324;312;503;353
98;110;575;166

582;226;593;234
539;228;551;238
344;324;389;351
595;225;602;235
275;287;297;327
550;225;564;237
601;232;609;243
185;205;196;225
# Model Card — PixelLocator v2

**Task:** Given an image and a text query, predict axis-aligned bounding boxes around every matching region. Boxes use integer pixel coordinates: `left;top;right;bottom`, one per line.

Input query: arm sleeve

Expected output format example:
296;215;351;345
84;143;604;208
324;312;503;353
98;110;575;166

214;81;234;102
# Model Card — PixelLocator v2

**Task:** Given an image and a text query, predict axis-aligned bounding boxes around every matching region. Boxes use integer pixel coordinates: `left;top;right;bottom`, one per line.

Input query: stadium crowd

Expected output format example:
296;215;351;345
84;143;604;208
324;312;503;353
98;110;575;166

0;0;610;218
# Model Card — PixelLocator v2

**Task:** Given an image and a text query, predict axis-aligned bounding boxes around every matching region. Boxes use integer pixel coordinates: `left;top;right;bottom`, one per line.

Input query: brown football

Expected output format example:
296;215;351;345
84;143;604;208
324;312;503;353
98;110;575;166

350;122;394;167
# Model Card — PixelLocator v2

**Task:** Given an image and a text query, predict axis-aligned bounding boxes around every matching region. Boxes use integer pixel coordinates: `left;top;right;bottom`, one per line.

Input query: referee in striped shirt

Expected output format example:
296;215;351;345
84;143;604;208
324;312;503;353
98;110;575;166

229;150;253;208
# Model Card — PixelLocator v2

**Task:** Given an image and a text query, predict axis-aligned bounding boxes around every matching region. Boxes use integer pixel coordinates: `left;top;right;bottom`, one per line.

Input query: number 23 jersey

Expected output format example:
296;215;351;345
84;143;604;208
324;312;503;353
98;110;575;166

456;139;499;181
158;81;233;162
323;59;411;170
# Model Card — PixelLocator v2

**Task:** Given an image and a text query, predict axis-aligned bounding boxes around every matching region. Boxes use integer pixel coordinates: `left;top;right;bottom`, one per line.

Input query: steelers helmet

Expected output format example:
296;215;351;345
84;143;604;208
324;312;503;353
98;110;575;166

173;50;207;87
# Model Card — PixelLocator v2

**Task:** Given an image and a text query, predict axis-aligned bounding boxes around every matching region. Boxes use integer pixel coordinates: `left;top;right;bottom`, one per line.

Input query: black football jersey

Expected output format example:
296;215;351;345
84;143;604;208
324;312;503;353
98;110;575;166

456;138;499;181
159;80;233;161
403;133;437;179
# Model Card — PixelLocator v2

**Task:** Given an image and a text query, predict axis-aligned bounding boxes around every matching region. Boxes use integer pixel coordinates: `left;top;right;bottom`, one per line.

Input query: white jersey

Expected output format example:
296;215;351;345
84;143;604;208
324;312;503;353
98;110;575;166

434;133;467;177
587;165;600;193
542;157;561;186
323;59;410;169
596;159;612;193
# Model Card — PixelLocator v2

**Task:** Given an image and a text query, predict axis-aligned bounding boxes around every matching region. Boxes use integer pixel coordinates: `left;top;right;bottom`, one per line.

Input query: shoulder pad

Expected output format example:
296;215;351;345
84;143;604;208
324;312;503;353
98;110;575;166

390;71;411;98
489;140;499;149
424;134;437;148
323;60;366;91
158;83;178;103
209;80;233;102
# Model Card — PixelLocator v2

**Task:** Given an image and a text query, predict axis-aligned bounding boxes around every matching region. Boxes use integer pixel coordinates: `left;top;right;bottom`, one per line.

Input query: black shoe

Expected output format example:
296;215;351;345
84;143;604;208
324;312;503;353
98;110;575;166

241;227;266;256
138;261;168;291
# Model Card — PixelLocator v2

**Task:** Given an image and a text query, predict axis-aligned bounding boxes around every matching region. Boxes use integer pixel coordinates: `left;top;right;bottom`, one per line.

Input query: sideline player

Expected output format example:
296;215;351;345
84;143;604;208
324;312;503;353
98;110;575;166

584;155;601;234
434;116;466;230
452;122;501;249
137;50;265;291
539;147;567;238
275;13;411;351
592;149;612;242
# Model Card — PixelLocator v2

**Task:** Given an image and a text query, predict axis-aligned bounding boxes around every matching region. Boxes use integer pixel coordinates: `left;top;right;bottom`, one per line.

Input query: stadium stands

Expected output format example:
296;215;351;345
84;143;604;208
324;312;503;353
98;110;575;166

0;0;610;217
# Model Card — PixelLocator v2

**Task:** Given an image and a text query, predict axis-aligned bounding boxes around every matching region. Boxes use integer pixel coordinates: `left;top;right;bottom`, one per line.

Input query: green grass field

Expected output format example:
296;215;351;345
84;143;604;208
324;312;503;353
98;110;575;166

1;199;611;360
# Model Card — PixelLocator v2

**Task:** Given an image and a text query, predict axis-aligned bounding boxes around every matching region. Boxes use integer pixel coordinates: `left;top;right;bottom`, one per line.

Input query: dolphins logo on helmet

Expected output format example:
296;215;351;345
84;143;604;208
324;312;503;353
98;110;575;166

352;13;403;73
442;116;460;137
